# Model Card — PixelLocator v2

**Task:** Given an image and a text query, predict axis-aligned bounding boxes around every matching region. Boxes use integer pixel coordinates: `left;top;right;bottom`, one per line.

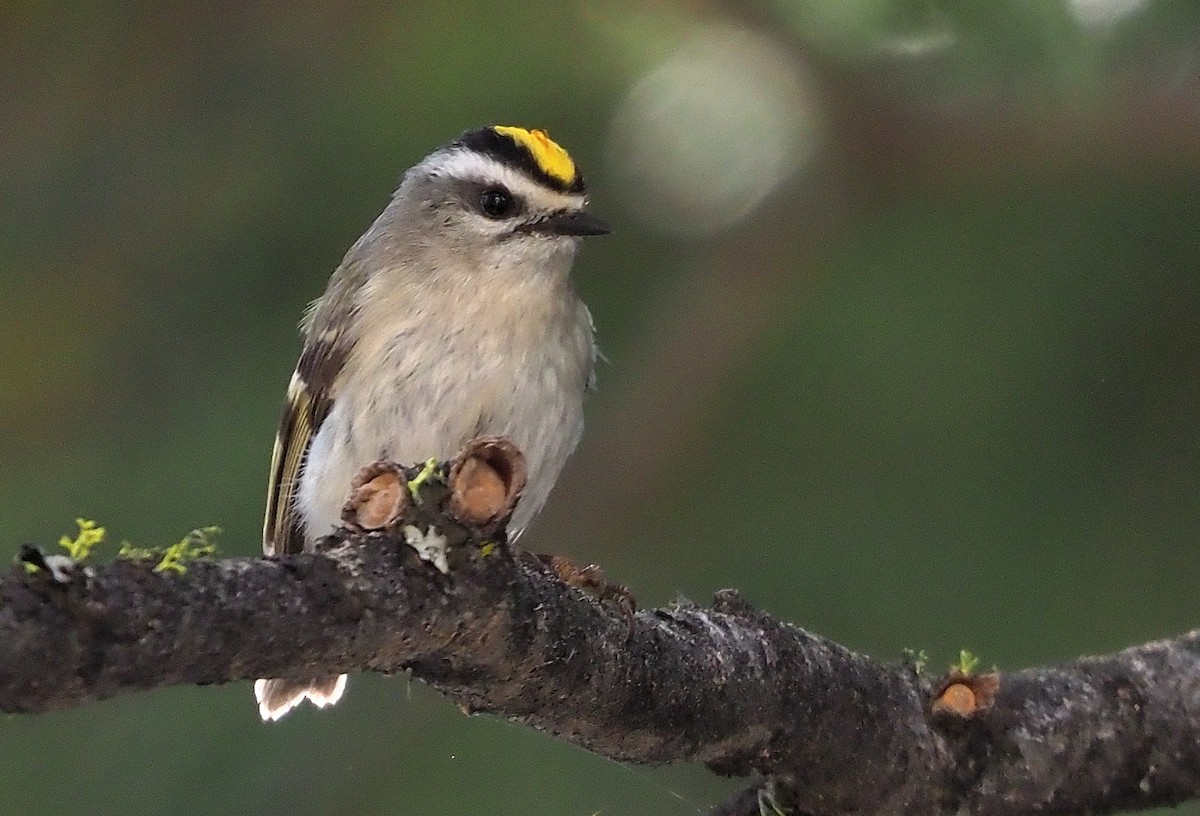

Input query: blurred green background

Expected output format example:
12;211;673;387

2;1;1198;814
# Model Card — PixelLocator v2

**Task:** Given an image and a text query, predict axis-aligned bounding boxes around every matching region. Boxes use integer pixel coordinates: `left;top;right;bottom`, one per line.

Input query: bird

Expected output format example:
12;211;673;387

255;125;609;721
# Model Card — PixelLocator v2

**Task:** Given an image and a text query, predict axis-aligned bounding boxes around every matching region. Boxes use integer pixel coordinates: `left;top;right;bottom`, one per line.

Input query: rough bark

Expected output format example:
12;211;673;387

1;447;1198;816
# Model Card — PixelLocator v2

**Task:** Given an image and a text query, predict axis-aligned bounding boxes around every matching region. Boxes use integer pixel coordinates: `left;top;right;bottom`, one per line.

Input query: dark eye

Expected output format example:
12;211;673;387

478;187;518;219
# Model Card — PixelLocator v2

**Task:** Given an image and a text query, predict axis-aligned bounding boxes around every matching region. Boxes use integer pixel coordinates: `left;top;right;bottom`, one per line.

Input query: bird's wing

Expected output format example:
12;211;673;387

263;333;350;556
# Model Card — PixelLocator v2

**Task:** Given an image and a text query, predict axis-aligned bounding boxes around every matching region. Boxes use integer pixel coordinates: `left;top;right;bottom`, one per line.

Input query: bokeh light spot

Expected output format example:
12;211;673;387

606;24;821;237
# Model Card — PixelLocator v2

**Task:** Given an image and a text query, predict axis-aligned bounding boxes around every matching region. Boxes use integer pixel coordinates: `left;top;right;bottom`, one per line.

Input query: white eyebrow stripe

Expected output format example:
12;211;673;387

422;149;587;212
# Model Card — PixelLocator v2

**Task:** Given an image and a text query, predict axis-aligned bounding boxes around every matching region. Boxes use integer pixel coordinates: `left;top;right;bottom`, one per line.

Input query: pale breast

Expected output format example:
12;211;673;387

296;296;593;543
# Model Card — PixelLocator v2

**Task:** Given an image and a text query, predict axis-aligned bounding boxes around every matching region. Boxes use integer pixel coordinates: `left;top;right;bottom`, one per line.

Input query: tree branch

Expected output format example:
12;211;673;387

2;444;1198;815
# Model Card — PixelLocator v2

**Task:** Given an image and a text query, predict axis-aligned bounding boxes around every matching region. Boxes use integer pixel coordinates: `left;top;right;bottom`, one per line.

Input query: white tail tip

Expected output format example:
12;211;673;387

255;674;348;721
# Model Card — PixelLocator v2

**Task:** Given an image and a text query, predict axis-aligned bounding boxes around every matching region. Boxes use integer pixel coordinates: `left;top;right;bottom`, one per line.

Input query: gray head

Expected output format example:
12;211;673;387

371;126;610;284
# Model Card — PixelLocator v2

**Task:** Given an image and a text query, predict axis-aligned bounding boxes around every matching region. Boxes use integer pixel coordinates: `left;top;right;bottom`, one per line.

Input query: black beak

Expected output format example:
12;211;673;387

526;210;612;237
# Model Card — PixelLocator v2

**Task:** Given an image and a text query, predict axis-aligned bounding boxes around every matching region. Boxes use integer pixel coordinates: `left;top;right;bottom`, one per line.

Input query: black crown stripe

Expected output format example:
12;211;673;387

451;127;586;195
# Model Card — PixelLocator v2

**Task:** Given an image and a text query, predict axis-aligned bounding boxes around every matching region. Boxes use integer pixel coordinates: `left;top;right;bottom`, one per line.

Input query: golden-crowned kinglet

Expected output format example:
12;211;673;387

255;126;609;721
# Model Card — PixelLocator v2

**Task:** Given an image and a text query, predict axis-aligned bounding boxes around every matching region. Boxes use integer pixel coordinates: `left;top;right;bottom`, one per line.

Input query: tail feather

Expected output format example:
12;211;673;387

255;675;348;721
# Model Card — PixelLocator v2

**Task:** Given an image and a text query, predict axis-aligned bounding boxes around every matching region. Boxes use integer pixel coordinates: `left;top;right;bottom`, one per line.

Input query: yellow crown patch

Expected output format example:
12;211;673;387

491;126;578;186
